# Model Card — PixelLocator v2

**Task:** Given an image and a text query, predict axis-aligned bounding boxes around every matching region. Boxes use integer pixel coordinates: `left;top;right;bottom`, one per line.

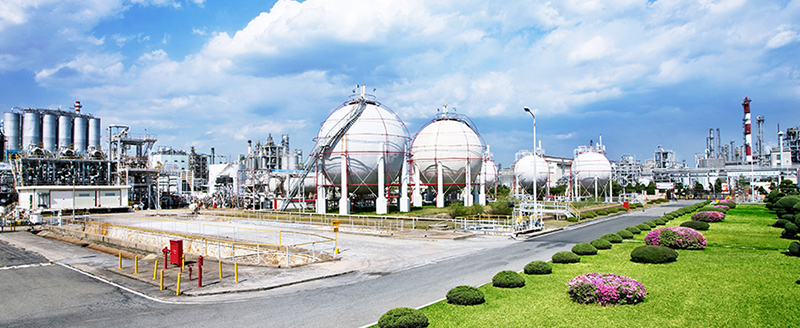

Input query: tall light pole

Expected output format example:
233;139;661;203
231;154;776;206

524;107;537;203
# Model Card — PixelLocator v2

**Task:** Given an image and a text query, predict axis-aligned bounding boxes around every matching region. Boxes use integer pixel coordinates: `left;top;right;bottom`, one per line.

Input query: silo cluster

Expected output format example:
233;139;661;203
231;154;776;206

4;101;101;154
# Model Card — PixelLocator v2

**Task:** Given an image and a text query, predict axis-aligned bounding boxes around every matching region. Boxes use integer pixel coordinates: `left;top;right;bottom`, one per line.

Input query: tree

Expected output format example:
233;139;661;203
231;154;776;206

646;181;656;195
693;181;704;192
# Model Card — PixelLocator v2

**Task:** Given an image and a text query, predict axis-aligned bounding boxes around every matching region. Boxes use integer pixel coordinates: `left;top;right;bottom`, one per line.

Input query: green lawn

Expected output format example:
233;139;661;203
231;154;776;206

415;204;800;328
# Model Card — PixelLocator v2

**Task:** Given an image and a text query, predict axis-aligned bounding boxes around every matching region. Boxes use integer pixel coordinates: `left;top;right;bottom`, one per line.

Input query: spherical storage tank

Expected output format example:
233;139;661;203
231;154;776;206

481;160;498;186
411;115;484;194
572;151;612;188
514;153;549;191
317;95;409;195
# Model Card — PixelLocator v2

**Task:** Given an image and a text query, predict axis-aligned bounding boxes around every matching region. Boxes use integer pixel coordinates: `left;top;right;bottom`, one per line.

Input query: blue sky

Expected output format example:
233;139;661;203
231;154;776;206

1;0;799;168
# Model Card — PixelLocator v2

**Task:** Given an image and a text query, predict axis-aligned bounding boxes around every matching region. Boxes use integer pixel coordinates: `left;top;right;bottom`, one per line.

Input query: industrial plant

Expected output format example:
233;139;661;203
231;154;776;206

0;92;798;234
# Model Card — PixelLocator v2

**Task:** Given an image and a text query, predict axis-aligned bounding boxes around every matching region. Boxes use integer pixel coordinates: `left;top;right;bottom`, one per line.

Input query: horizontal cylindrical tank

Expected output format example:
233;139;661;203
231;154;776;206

411;119;484;194
42;114;58;152
514;153;549;191
73;116;88;152
572;151;612;188
4;112;21;151
283;175;316;195
22;111;42;149
318;100;408;195
58;115;73;149
88;118;101;150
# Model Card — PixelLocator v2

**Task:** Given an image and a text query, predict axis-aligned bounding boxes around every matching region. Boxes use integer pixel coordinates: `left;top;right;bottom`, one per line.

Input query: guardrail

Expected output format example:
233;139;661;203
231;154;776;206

50;217;336;267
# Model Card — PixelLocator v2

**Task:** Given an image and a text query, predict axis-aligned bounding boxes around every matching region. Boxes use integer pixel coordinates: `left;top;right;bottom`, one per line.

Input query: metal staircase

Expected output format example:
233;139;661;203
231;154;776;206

279;88;369;211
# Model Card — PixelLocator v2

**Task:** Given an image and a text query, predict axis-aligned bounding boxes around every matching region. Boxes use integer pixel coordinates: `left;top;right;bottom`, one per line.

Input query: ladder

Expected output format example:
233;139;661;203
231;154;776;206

279;93;369;211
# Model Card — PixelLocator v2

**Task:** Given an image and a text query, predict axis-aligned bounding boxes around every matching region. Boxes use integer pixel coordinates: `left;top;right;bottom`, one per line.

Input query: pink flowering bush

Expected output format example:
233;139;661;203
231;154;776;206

713;205;730;211
567;273;646;306
644;226;706;250
718;199;737;209
692;211;725;222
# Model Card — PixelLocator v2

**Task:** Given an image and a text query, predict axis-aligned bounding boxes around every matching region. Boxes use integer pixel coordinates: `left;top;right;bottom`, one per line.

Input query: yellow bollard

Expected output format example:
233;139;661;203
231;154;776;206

134;257;139;274
181;254;185;271
159;269;164;291
218;260;222;279
153;260;158;280
234;263;238;283
176;272;181;296
118;252;122;269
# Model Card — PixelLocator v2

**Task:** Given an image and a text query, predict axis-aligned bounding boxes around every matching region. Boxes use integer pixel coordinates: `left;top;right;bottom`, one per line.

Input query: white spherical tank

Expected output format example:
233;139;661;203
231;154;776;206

411;119;484;194
514;153;549;191
317;100;408;195
572;151;612;188
481;160;498;186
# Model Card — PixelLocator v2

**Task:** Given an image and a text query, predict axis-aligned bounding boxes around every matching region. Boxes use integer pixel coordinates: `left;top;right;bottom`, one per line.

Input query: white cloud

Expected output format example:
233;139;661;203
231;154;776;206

766;26;799;49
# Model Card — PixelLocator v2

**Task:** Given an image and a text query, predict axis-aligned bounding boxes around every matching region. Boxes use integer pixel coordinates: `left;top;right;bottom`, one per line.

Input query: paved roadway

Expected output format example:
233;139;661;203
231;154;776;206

0;201;687;328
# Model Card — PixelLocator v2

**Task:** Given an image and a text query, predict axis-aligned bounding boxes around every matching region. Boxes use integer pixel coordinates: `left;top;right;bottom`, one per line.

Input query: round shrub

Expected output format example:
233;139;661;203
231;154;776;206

626;226;641;234
572;242;598;255
795;214;800;226
630;245;679;263
552;251;580;263
692;211;725;222
643;220;657;228
718;199;736;209
446;285;485;305
582;211;596;219
378;308;429;328
680;220;709;231
595;209;608;216
785;222;798;234
783;223;799;239
774;195;800;215
698;206;727;214
644;227;706;250
492;270;525;288
524;261;552;275
789;241;800;256
590;238;613;250
617;229;634;239
779;213;795;221
566;216;579;222
607;207;619;214
636;223;652;231
664;213;676;220
602;233;623;243
713;205;730;211
618;206;628;211
654;218;667;225
774;219;790;228
566;273;646;306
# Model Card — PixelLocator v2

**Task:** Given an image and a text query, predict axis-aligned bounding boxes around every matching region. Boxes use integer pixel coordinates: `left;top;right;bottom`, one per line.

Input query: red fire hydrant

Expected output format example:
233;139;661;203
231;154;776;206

188;265;193;281
197;256;204;287
162;247;170;269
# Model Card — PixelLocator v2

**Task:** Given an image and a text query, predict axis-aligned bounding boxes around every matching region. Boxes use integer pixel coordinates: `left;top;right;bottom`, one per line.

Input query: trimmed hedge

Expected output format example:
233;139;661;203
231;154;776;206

446;286;485;305
617;229;634;239
680;220;710;231
630;245;679;264
590;238;613;250
524;261;552;275
572;242;598;255
601;233;623;243
492;270;525;288
595;209;608;216
378;308;429;328
789;241;800;256
636;223;652;231
552;251;580;263
626;226;642;234
643;220;657;228
774;219;791;228
607;207;619;214
654;218;667;225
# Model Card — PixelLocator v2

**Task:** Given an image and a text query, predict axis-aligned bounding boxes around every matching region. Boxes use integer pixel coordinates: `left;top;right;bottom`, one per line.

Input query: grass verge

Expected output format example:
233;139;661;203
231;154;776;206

413;204;800;328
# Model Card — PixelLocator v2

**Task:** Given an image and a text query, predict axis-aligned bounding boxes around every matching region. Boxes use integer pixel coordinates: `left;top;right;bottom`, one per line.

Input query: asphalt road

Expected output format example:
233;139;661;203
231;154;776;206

0;201;688;328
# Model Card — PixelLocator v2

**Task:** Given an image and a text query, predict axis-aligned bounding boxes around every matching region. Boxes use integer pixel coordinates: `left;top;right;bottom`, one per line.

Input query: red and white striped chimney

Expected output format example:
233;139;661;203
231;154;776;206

74;101;82;113
742;97;752;162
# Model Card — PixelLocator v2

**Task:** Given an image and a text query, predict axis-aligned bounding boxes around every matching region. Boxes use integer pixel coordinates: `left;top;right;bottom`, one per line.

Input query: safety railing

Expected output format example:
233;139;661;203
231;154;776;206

52;218;336;267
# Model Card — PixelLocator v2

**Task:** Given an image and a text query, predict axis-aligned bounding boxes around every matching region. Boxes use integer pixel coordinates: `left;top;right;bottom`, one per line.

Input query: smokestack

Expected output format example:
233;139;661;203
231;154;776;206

742;97;752;162
211;147;215;164
74;101;82;113
716;128;721;158
247;140;252;154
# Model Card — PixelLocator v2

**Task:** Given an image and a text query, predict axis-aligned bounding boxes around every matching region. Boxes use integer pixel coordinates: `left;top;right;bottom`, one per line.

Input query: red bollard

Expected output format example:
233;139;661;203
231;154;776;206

188;265;193;281
197;256;203;287
162;247;170;269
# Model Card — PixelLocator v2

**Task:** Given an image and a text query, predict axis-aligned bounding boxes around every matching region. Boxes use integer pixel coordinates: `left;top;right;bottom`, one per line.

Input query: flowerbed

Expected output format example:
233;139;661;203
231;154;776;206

644;226;706;249
692;211;725;222
567;273;646;306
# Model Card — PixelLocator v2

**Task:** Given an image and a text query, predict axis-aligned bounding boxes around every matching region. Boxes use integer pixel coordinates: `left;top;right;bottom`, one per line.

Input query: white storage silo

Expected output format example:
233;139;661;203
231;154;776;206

4;112;21;151
410;109;484;207
42;113;58;152
89;117;101;150
58;115;73;149
73;116;88;152
514;153;549;192
22;111;42;149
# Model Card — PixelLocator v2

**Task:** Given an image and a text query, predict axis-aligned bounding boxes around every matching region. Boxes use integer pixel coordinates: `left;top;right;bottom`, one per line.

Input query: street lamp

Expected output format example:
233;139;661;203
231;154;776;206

524;107;537;203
